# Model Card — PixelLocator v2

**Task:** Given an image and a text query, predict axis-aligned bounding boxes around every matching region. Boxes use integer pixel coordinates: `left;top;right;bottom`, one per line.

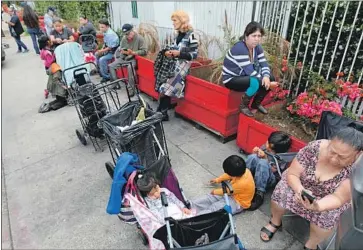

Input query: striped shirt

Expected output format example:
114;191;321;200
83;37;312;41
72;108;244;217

222;41;271;84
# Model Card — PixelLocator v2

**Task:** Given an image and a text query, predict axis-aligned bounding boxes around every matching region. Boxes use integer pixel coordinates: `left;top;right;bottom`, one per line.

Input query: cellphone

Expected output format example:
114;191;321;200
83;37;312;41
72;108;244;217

301;190;316;203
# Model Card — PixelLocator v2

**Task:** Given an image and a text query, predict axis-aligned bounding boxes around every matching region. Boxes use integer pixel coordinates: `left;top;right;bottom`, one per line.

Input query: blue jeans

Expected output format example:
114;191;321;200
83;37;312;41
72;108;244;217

96;52;114;79
26;27;40;54
13;35;28;52
246;154;276;193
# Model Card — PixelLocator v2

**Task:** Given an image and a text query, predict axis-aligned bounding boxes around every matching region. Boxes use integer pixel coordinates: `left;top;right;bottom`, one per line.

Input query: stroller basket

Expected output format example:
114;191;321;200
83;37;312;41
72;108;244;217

100;101;168;168
154;210;240;250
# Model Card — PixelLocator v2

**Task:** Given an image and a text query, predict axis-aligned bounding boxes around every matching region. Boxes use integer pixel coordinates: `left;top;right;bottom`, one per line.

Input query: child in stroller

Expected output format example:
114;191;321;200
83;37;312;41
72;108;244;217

192;155;255;215
137;174;195;222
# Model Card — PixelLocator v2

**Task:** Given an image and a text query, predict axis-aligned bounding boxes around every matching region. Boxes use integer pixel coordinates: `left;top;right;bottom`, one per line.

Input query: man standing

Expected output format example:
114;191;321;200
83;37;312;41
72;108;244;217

44;7;55;36
96;19;119;83
108;23;147;95
5;7;29;53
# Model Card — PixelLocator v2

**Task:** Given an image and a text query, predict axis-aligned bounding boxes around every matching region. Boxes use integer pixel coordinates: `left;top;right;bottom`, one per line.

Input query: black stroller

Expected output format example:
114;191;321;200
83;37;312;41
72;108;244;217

99;98;169;178
63;62;124;151
124;159;245;249
79;34;97;53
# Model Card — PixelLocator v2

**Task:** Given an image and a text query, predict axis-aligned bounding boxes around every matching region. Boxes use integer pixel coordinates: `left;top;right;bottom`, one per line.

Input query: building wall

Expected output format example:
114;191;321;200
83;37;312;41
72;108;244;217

109;1;255;38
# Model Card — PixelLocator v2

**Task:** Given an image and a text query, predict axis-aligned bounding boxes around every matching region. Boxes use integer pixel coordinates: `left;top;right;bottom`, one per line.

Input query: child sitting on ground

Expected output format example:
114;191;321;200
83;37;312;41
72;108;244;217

247;131;292;210
38;35;68;113
191;155;255;215
137;174;194;222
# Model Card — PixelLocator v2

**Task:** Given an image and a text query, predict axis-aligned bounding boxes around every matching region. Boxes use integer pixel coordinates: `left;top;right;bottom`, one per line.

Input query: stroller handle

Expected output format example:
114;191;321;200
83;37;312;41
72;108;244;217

62;61;97;81
221;181;233;194
161;192;168;207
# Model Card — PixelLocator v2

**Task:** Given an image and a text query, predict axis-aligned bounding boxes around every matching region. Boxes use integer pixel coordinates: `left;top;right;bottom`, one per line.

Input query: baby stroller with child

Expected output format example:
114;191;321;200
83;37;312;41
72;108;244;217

121;157;245;249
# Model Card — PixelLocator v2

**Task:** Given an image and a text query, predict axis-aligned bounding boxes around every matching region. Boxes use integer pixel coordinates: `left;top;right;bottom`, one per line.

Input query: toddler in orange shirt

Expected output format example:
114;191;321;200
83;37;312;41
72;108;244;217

192;155;255;215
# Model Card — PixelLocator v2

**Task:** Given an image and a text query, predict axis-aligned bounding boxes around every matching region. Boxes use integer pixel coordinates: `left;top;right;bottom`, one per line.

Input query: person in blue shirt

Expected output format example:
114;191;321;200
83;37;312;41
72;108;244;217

44;7;56;37
96;19;120;83
222;21;278;117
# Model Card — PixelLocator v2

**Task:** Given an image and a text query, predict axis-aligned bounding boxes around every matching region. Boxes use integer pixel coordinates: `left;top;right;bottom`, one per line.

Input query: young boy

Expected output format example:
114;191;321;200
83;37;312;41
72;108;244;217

247;131;292;210
192;155;255;215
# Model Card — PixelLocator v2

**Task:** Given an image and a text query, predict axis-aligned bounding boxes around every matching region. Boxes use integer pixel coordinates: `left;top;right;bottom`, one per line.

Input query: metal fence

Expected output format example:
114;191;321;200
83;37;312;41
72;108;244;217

259;1;362;86
258;1;363;119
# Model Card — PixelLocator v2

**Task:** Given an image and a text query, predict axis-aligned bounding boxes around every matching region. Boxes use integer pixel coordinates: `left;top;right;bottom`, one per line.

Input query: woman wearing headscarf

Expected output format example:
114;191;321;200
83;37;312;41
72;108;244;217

155;10;198;121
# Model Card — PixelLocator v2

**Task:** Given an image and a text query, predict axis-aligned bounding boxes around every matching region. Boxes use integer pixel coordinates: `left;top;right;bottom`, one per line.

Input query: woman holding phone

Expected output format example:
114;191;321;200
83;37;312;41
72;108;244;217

260;127;363;250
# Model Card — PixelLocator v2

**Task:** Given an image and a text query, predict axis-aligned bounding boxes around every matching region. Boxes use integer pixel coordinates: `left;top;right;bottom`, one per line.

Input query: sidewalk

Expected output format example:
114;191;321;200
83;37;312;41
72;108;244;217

1;36;303;249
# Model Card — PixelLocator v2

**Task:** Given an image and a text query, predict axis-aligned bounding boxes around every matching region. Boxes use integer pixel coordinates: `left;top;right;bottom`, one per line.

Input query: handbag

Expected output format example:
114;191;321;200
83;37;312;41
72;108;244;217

118;171;140;224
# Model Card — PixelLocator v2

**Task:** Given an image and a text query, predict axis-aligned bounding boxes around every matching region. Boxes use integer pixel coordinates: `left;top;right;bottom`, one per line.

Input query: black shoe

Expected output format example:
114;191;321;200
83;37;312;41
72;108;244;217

161;111;169;121
252;104;268;114
248;190;264;211
240;94;254;117
251;89;269;114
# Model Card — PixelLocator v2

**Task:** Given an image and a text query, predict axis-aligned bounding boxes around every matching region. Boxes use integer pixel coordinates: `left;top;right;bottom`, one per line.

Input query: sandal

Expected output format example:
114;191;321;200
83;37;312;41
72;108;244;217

260;220;282;242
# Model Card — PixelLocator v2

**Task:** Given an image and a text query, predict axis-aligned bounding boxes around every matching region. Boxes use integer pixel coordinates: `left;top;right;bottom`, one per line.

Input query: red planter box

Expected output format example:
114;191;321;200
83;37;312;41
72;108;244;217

136;56;212;101
116;67;129;79
173;64;277;141
175;74;243;141
236;112;307;154
136;56;159;99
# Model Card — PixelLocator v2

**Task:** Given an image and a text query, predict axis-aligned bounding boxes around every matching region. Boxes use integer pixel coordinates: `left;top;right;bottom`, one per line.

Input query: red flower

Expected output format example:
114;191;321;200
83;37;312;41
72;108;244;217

282;66;288;72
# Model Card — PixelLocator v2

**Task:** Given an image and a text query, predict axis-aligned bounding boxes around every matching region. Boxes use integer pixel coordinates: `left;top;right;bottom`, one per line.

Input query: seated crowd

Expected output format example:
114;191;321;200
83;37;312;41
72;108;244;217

32;8;363;250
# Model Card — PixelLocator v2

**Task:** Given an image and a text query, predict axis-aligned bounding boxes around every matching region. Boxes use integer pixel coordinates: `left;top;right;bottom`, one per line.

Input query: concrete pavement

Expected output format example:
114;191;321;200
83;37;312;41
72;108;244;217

1;36;303;249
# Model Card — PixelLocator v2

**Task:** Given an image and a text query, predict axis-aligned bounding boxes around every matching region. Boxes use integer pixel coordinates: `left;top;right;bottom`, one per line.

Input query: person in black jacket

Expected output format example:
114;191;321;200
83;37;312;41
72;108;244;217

78;15;97;38
5;7;29;53
78;15;97;52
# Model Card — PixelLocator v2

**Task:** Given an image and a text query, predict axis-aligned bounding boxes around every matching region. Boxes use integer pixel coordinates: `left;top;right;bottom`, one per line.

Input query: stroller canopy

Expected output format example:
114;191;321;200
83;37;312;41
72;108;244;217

54;42;90;86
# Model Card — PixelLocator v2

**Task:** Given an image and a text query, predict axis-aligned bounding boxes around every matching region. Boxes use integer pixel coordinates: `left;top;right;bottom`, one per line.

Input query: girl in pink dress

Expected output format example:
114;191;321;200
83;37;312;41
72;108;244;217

39;35;55;98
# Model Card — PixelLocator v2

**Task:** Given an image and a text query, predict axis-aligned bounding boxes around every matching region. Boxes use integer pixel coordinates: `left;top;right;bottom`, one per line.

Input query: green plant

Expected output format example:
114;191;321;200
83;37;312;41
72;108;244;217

261;31;298;86
286;1;362;83
208;10;239;84
35;1;108;23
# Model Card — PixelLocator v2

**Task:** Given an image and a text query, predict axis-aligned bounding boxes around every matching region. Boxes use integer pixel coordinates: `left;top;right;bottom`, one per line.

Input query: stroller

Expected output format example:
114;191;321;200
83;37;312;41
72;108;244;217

123;158;245;249
62;60;125;151
99;96;168;178
79;34;97;53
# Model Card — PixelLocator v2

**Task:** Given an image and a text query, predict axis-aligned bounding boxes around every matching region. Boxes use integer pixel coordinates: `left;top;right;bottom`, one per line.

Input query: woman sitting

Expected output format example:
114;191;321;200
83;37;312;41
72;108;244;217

222;21;277;117
50;18;74;49
260;127;363;250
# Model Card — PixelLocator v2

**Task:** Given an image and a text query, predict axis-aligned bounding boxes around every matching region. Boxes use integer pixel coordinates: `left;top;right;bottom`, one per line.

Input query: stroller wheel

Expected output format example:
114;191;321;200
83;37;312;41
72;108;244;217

138;229;149;246
105;161;115;179
76;129;87;146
